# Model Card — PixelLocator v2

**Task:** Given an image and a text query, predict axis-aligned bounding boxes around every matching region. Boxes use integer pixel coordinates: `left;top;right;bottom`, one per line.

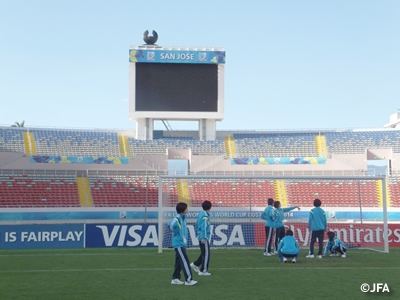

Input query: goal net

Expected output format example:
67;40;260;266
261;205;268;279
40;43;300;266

158;175;389;253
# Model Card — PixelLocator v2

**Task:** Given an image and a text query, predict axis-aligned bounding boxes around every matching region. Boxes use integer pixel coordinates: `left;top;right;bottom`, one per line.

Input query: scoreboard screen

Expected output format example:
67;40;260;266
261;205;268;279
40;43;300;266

135;63;218;112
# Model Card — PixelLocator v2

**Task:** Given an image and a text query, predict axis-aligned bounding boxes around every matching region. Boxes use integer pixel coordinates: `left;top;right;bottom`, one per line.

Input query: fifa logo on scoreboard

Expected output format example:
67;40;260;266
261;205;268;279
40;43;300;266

199;52;207;61
147;52;155;60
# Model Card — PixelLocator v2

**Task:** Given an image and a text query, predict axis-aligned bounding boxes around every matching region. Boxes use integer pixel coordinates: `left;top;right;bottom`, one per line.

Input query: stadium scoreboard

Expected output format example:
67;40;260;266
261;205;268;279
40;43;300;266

128;45;225;140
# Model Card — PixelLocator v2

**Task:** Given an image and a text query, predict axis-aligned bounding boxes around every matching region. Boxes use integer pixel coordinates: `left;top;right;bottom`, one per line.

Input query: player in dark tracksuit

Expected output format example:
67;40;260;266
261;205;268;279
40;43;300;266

168;202;197;285
191;200;212;275
272;201;300;253
307;198;327;258
262;198;275;256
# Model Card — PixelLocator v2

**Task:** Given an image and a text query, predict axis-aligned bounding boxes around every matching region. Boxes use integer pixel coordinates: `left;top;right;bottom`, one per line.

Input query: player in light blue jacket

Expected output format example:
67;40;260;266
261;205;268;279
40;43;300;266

168;202;197;286
324;231;348;258
191;200;212;276
306;199;327;258
272;201;300;253
261;198;275;256
277;230;300;263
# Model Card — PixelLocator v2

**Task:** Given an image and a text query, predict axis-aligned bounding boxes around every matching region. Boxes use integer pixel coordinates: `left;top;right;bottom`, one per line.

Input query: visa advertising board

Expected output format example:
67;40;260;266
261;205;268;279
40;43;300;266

86;222;400;249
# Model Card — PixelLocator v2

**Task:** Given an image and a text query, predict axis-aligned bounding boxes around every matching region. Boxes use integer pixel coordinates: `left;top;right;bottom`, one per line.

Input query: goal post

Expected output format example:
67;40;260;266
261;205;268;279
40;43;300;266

158;175;389;253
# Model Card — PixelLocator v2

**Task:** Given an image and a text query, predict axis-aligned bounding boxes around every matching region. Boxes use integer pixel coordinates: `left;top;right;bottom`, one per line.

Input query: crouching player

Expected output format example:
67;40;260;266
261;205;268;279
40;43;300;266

277;230;300;263
324;231;348;258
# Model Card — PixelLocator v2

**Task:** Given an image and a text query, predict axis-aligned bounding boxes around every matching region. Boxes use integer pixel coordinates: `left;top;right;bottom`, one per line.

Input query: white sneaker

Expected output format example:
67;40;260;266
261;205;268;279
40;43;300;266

317;255;322;259
329;253;338;257
283;257;288;263
199;271;211;276
185;280;198;286
342;254;346;258
264;252;272;256
190;263;200;273
292;258;296;263
171;279;184;285
306;254;315;258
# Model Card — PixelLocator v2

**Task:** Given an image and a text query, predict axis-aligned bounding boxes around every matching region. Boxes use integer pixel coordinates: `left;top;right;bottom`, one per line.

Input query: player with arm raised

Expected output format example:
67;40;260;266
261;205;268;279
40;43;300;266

272;201;300;253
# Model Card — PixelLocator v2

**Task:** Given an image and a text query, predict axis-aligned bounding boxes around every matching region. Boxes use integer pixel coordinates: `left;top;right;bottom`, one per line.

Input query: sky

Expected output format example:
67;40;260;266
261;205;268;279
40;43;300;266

1;1;399;131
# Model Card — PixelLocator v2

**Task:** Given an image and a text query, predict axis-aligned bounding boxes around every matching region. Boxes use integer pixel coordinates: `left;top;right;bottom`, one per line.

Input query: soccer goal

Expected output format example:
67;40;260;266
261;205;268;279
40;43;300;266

157;175;389;253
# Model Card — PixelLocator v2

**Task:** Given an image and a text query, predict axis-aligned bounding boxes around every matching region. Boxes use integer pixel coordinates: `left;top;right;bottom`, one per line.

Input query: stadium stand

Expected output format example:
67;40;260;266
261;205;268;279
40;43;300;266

388;176;400;207
128;137;226;157
325;130;400;154
88;174;159;207
3;127;400;158
1;125;400;208
188;179;275;207
32;129;120;157
0;127;25;153
285;179;379;207
233;132;318;157
0;172;80;207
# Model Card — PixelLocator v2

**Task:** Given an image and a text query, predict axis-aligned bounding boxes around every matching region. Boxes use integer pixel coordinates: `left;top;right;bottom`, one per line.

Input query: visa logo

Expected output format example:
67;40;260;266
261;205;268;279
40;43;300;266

96;225;158;247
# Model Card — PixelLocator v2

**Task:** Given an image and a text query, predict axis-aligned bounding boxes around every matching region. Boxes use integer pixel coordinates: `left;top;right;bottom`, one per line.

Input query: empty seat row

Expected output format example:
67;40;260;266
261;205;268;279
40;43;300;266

1;175;399;208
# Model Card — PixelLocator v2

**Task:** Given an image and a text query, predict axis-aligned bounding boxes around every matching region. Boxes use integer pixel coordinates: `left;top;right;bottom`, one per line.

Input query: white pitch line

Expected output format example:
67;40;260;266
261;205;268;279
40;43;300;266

0;266;398;273
0;250;395;258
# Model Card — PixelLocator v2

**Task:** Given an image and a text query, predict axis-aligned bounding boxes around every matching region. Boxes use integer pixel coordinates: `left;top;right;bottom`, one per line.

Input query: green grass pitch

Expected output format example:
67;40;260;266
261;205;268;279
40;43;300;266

0;248;398;300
